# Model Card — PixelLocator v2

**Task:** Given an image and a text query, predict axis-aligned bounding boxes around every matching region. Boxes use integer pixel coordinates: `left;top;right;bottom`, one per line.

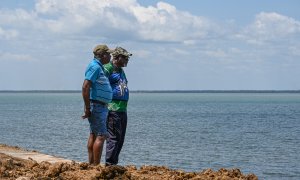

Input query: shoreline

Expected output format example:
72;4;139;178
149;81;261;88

0;144;73;164
0;144;258;180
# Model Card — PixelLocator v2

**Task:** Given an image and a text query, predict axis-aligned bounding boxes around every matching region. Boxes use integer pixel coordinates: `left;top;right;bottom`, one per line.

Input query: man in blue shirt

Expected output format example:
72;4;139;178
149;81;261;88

82;44;113;165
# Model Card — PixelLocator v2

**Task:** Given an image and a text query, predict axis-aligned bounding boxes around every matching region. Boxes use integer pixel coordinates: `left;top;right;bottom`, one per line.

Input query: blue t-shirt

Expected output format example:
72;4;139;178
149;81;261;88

85;58;112;103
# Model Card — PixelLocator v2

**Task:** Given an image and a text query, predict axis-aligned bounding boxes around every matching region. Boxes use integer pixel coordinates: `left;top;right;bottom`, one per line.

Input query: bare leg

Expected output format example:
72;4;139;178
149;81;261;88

87;133;96;164
93;135;106;165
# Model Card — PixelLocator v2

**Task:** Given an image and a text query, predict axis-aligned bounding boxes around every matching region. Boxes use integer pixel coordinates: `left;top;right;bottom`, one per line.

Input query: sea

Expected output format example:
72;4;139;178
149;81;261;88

0;92;299;180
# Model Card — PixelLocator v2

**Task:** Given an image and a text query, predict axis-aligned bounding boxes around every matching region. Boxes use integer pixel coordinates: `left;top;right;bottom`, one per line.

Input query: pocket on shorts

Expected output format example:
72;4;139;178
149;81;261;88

92;103;106;113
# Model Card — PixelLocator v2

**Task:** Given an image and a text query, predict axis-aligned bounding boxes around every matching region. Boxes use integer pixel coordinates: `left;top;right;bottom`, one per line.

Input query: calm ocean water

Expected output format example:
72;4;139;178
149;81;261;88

0;92;299;179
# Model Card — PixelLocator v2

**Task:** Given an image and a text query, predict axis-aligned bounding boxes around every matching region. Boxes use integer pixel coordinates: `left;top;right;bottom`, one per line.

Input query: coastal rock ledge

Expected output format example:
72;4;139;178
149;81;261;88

0;144;257;180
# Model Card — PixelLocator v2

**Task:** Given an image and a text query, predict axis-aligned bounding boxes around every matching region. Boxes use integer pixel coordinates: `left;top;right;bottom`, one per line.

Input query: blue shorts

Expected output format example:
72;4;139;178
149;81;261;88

88;102;109;137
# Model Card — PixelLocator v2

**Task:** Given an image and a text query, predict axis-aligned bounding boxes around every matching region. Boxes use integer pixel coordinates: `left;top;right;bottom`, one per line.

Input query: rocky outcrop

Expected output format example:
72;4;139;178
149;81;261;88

0;153;257;180
0;144;257;180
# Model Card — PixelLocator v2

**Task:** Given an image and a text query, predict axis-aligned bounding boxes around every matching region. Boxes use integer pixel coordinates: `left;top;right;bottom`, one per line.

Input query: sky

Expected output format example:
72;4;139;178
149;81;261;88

0;0;300;90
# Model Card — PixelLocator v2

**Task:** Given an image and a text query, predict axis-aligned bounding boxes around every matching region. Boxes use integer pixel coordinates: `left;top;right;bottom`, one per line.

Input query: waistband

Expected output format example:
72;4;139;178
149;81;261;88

90;99;107;106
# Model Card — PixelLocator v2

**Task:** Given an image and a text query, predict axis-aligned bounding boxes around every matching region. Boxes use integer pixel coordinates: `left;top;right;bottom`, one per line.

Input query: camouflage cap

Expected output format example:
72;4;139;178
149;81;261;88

111;47;132;58
93;44;113;55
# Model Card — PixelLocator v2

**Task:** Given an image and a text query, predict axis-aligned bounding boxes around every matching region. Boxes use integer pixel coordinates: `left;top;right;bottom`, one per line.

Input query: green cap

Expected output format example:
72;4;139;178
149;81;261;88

112;47;132;58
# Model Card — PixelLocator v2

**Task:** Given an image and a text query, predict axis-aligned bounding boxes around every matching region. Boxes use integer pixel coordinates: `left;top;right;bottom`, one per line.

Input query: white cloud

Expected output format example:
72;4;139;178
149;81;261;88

132;2;217;42
35;0;60;14
27;0;218;42
238;12;300;44
204;49;227;58
0;9;37;28
0;27;18;39
0;52;36;62
289;45;300;56
1;1;300;90
33;0;136;34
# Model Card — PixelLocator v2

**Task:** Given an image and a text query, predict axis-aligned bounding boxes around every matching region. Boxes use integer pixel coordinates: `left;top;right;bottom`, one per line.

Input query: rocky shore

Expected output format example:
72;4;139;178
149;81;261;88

0;144;258;180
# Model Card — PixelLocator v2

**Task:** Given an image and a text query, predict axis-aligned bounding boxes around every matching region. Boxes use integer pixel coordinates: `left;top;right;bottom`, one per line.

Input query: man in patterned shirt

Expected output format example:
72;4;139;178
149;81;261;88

104;47;132;165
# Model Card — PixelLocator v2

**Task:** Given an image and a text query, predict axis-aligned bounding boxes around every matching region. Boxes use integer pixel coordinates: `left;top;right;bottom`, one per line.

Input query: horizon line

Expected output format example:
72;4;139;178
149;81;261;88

0;90;300;93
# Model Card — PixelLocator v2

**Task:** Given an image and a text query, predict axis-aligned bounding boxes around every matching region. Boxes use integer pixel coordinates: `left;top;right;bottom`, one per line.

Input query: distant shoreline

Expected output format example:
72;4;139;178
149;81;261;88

0;90;300;93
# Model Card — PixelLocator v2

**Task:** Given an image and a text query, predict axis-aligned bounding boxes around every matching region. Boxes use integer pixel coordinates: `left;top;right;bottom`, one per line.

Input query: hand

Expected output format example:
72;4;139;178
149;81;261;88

81;109;91;119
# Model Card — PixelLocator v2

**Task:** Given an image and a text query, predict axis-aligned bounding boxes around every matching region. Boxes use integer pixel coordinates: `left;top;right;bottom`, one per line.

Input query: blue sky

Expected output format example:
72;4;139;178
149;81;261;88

1;0;300;90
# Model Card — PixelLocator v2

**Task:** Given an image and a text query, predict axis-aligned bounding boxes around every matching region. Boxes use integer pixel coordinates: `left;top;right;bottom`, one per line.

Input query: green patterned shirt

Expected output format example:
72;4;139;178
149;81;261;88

104;62;128;112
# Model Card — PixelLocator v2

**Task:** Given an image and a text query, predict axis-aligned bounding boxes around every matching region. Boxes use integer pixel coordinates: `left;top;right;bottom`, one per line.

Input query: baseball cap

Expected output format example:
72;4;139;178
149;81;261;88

111;47;132;58
93;44;113;55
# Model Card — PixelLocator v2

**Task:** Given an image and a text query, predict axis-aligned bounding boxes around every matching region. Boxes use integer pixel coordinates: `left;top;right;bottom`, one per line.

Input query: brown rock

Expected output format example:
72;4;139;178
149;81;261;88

0;152;258;180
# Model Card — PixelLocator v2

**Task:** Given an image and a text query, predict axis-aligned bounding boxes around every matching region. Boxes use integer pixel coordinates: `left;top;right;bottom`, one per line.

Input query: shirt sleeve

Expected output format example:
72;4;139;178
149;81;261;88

103;63;113;77
85;66;99;83
109;73;121;83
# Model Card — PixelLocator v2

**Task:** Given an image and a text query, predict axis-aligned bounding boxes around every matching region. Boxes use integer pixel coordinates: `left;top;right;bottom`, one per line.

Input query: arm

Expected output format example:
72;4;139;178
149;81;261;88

109;72;121;83
82;79;92;119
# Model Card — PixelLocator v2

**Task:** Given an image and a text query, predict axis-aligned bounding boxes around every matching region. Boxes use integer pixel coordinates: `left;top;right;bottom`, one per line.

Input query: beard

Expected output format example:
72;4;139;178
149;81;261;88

118;60;128;67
